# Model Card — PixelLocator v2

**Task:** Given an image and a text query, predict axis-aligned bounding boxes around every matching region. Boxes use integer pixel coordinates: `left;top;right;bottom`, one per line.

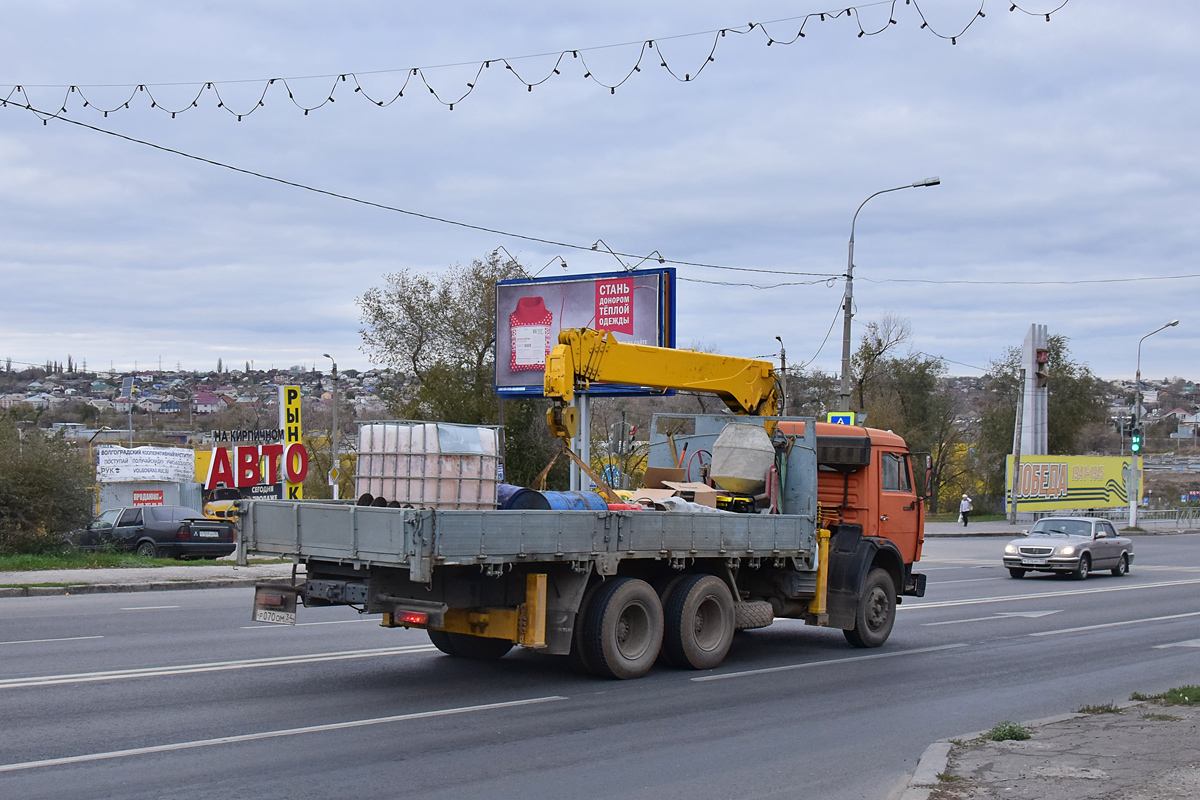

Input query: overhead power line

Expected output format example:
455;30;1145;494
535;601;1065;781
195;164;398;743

2;1;1071;121
4;100;839;280
7;100;1194;291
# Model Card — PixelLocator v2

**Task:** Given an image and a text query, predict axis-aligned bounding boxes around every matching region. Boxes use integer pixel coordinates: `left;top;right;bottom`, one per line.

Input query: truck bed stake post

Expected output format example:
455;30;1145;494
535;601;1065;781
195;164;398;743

808;527;832;617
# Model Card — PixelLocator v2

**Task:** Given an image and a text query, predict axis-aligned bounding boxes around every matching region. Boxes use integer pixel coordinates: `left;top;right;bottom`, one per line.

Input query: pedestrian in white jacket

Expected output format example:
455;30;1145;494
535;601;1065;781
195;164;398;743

959;494;973;527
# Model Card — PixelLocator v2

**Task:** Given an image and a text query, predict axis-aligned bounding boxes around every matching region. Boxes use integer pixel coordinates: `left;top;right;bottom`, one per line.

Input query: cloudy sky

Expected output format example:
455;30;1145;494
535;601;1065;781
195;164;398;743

1;1;1195;381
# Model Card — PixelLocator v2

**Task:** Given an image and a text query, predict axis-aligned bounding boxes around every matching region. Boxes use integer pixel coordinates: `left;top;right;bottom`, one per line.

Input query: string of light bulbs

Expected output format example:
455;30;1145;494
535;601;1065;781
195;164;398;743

2;0;1071;122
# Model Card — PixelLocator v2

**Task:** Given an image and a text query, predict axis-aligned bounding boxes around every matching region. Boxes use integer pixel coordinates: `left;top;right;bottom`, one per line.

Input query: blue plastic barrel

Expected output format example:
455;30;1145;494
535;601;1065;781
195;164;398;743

499;487;608;511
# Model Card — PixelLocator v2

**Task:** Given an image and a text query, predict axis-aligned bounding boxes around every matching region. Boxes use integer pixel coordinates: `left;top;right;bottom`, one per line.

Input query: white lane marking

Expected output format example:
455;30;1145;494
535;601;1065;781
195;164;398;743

0;695;567;774
1031;611;1200;638
240;618;376;630
923;610;1062;627
692;643;968;682
120;606;180;611
0;645;438;689
0;636;103;646
1155;639;1200;649
937;577;1007;585
901;578;1200;610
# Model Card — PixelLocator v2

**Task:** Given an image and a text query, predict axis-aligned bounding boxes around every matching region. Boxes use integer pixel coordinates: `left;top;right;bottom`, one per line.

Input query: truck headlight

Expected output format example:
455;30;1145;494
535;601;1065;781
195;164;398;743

1005;544;1017;554
1057;546;1075;556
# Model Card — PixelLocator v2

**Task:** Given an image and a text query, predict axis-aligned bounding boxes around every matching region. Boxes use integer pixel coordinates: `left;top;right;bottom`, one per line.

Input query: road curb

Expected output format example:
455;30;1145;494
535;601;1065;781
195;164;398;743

899;701;1147;798
0;576;293;598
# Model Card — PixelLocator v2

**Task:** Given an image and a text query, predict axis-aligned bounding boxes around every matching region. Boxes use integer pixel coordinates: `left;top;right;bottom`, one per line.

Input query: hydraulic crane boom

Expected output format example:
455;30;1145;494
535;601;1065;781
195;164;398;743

543;328;780;438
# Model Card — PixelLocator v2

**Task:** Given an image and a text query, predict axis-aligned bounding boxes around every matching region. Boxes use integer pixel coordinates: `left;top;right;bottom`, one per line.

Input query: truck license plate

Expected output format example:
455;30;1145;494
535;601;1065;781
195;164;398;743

254;608;296;625
1022;558;1048;566
253;586;298;625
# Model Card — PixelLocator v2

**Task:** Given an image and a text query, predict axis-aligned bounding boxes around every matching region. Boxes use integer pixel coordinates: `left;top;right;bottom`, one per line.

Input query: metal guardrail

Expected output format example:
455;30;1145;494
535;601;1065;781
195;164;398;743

1142;455;1200;473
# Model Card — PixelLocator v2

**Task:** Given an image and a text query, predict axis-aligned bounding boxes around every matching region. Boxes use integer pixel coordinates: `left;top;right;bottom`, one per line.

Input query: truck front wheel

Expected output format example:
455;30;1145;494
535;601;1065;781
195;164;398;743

843;568;896;649
582;577;664;679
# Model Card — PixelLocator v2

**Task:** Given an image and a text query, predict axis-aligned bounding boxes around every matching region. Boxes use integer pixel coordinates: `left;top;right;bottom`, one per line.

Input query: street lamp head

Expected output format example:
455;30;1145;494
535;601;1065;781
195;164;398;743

912;176;941;188
323;353;332;359
1167;320;1180;327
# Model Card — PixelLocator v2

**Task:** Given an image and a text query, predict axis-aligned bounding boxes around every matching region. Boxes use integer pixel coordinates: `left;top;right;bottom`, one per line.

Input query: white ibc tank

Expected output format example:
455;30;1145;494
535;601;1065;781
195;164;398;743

709;422;775;494
355;422;499;509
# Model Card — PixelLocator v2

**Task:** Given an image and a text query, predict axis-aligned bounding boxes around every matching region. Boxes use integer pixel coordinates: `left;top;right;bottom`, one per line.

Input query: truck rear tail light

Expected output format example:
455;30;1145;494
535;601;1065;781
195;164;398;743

398;610;428;626
259;593;285;607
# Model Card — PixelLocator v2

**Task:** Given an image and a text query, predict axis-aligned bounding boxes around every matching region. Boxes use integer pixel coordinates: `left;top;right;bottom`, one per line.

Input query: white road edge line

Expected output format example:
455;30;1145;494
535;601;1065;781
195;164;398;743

0;645;438;689
120;606;180;611
1031;610;1200;637
1154;639;1200;649
0;695;568;774
0;636;103;646
691;643;968;682
900;578;1200;610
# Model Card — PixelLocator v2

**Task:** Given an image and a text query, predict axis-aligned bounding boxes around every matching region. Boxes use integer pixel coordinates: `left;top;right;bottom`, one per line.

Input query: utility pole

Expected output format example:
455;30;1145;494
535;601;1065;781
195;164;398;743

775;336;787;416
323;354;339;500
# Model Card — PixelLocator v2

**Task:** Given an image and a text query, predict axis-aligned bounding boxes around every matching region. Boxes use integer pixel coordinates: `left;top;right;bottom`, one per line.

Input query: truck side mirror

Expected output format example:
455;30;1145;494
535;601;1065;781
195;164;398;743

924;455;933;500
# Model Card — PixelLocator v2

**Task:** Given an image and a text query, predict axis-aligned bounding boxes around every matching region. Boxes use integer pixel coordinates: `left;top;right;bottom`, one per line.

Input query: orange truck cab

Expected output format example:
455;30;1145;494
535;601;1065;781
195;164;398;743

776;420;927;626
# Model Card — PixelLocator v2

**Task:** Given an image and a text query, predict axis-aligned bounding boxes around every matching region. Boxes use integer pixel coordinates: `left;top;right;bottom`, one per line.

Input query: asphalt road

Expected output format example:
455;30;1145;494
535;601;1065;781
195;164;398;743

1;534;1198;800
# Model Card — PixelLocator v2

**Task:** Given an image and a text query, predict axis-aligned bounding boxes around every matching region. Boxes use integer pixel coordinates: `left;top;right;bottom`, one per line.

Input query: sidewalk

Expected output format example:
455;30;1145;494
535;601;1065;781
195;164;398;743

0;560;297;597
900;699;1200;799
924;518;1198;537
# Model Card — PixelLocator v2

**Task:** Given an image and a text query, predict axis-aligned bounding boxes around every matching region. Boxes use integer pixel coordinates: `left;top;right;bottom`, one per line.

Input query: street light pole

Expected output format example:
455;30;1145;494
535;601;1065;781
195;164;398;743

838;177;940;412
323;353;339;501
1130;320;1179;526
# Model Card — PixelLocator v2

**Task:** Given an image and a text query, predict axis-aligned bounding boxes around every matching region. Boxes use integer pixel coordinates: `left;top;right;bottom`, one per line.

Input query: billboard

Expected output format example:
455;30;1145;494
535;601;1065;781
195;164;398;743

96;445;195;483
280;385;304;500
1005;455;1141;512
494;268;676;395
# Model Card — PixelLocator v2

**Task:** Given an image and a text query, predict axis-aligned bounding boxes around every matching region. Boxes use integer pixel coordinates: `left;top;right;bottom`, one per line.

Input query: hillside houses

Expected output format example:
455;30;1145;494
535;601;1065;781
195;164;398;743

0;363;391;436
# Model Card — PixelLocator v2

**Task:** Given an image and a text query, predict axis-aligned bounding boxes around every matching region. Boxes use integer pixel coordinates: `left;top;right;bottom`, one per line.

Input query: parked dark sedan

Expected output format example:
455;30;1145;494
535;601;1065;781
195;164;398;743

67;505;236;559
1002;516;1133;580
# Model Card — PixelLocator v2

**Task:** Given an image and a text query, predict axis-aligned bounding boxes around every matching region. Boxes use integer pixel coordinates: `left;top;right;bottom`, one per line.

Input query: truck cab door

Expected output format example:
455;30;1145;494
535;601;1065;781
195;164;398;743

876;452;921;562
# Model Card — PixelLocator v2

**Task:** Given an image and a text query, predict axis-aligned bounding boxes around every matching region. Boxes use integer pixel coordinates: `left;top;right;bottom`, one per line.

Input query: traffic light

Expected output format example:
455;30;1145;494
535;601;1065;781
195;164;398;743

1130;428;1143;453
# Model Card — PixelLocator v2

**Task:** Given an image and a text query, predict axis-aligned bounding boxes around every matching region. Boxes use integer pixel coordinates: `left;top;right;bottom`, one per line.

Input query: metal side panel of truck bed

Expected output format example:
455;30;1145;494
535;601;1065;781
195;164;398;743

242;500;818;583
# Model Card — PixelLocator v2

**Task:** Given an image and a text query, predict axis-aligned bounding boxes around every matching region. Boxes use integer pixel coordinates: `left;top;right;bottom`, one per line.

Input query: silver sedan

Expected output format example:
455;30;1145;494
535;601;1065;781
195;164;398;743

1002;517;1134;580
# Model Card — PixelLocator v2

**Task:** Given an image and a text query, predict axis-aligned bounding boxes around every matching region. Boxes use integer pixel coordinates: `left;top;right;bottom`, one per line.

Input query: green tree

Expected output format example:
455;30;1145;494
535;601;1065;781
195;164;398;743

0;415;94;553
358;251;568;489
852;318;966;511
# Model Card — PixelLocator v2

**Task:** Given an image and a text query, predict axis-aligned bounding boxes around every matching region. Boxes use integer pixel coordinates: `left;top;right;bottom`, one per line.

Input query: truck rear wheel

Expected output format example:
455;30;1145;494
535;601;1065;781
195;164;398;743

427;629;513;660
662;574;734;670
843;568;896;649
581;577;663;680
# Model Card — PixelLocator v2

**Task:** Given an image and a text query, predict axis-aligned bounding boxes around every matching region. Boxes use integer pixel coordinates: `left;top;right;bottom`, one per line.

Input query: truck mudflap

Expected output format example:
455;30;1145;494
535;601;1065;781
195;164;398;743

904;570;927;597
823;524;911;630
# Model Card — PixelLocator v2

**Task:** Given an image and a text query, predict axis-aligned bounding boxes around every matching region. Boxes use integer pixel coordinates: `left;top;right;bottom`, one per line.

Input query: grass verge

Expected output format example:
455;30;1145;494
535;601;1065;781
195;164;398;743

926;513;1009;524
1077;702;1124;714
1131;686;1200;706
0;553;289;571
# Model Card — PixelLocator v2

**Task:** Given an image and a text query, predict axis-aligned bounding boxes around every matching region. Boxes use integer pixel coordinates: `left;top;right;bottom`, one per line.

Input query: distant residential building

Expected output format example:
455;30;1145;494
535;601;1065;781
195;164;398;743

192;392;223;414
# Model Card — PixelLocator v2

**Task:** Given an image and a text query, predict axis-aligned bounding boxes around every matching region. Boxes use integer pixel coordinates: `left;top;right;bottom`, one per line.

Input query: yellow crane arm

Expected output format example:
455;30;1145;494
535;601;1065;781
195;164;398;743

543;328;780;438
